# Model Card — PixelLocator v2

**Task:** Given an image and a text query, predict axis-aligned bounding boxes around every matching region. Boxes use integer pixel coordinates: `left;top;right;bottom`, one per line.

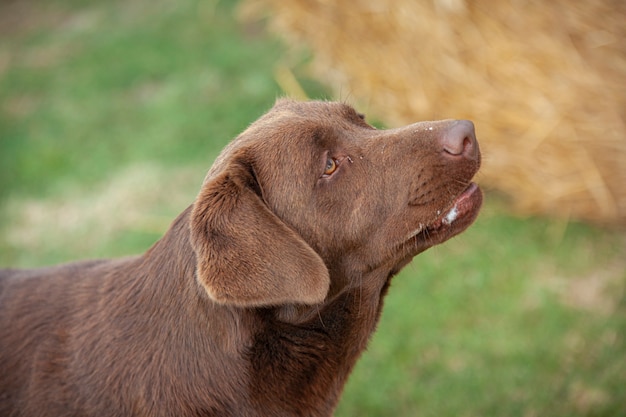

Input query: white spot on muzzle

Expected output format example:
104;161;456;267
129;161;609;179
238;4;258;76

443;205;459;225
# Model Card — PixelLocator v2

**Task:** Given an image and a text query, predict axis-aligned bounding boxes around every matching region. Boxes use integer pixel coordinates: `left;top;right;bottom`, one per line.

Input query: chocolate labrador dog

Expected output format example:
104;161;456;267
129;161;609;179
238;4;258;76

0;99;482;416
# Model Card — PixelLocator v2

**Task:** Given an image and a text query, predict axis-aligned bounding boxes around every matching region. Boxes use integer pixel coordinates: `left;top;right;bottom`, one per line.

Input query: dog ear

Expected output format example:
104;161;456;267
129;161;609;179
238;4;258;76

189;153;330;307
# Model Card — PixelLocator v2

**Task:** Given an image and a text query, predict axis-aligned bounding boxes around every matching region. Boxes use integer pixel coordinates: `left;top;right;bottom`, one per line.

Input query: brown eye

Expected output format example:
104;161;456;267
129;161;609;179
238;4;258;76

324;158;338;176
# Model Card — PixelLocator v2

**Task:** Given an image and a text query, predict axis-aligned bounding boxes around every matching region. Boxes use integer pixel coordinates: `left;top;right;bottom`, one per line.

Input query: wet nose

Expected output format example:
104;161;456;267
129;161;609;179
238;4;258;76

441;120;478;160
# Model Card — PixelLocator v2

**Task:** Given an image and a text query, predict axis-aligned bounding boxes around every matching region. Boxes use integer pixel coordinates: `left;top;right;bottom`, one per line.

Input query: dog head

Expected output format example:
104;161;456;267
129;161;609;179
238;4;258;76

190;99;482;307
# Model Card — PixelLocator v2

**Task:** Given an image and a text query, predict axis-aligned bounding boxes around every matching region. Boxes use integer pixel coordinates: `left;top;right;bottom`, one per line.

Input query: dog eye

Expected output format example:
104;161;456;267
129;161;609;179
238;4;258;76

323;158;338;176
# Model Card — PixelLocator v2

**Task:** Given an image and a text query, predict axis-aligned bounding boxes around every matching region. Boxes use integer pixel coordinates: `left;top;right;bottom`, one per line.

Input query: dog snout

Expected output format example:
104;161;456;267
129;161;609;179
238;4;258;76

440;120;478;160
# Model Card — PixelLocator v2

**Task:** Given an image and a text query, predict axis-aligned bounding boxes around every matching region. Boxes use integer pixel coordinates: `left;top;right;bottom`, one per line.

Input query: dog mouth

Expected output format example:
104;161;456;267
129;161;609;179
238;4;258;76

427;183;482;232
406;182;483;245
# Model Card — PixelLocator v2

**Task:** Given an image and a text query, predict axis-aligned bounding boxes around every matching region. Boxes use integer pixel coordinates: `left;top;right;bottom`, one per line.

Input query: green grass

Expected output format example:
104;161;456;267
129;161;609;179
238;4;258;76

1;1;625;416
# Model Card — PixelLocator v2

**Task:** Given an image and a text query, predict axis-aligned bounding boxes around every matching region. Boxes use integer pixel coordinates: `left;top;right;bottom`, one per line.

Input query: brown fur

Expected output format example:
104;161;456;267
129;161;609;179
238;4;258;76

0;99;482;416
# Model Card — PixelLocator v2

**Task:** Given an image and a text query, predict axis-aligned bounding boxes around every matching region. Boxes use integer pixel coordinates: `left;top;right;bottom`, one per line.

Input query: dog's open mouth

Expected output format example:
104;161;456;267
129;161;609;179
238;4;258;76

427;183;482;233
406;183;483;247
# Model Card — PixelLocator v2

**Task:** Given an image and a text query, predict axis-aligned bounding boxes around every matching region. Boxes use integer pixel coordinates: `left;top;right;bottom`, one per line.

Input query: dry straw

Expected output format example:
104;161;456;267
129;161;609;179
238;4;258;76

241;0;626;225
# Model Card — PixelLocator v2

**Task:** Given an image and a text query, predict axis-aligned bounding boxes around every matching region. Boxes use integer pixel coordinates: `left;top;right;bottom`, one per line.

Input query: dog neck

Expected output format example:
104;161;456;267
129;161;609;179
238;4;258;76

245;266;393;415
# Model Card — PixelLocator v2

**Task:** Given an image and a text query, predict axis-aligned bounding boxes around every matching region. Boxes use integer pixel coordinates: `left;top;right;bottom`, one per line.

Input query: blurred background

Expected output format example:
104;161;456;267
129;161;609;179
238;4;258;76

1;0;624;415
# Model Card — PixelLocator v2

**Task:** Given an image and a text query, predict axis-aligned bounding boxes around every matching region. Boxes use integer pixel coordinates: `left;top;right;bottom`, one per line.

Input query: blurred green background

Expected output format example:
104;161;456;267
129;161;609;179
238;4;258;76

1;0;624;416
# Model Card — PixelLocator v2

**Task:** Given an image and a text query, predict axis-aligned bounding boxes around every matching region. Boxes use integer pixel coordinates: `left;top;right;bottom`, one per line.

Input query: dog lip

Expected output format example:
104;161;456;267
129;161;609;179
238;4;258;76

425;182;482;232
403;182;481;244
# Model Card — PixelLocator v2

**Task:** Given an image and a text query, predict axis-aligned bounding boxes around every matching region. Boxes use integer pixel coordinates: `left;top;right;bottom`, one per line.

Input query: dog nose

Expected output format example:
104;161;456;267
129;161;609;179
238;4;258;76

441;120;478;159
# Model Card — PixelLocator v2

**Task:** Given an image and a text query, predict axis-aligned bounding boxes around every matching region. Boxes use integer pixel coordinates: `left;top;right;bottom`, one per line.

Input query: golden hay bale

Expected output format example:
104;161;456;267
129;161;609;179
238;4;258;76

240;0;626;225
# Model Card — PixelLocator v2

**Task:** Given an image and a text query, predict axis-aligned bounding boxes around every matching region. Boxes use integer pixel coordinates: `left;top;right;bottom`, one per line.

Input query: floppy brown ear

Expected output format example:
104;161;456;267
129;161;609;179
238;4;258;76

189;154;330;307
